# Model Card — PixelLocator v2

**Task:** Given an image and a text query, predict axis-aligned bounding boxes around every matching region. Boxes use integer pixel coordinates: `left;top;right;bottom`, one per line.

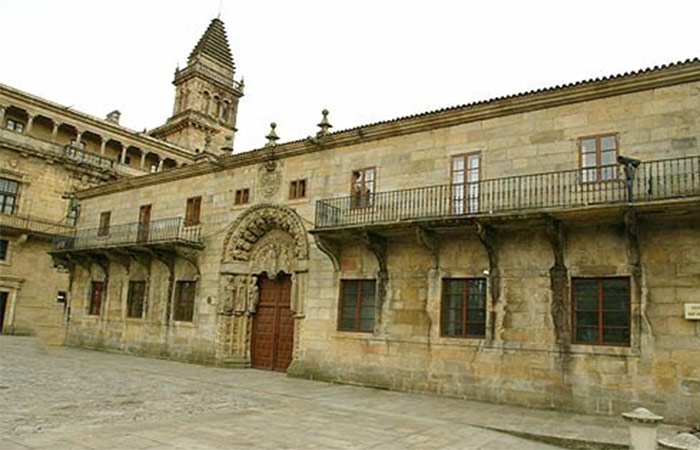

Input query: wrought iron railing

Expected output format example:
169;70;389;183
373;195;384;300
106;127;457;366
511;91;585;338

52;217;202;251
0;212;75;236
63;145;115;170
315;156;700;228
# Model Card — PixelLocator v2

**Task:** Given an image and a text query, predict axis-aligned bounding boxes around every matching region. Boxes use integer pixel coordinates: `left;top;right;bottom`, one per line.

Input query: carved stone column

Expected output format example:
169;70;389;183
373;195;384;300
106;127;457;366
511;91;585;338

51;121;60;142
140;152;147;169
25;114;34;135
157;158;164;172
0;105;5;126
120;145;128;164
100;138;107;155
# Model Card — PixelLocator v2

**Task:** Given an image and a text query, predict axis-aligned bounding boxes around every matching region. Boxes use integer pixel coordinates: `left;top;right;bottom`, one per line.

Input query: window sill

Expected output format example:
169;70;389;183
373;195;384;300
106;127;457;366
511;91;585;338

568;343;640;357
171;320;195;327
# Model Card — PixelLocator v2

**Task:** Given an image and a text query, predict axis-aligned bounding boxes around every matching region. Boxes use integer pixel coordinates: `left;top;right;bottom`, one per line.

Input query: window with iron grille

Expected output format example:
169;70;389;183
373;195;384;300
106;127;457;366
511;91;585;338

289;179;307;200
185;196;202;226
88;281;105;316
579;134;618;183
126;281;147;318
174;280;196;322
338;280;376;332
0;177;19;215
441;278;487;338
98;211;111;236
572;277;630;346
235;188;250;205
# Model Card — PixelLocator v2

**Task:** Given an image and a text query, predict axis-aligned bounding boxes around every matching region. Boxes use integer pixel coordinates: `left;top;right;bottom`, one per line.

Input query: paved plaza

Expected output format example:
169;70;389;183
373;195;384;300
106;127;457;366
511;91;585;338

0;336;681;449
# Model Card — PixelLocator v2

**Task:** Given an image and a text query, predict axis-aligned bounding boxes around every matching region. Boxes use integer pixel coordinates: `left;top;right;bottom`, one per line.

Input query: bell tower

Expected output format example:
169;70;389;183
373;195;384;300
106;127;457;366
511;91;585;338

150;18;244;155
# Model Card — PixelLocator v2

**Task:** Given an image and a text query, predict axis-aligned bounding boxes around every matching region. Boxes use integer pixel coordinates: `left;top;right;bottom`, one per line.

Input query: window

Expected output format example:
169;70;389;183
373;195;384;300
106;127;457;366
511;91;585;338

235;188;250;205
0;177;20;215
88;281;105;316
572;277;630;346
289;179;307;200
185;196;202;226
441;278;487;338
56;291;67;303
174;281;196;322
98;211;111;236
351;167;375;208
451;153;480;214
67;200;80;227
150;164;158;173
0;239;8;261
5;119;24;133
579;134;618;183
126;281;146;318
338;280;376;332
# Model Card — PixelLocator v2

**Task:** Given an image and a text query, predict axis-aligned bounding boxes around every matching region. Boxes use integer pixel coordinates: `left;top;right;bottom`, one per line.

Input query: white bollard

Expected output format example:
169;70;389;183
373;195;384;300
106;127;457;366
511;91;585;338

622;407;665;450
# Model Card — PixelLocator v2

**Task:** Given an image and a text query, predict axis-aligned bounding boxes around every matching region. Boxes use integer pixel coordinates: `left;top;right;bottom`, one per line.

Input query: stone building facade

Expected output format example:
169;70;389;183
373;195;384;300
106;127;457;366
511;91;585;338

0;18;241;343
54;58;700;423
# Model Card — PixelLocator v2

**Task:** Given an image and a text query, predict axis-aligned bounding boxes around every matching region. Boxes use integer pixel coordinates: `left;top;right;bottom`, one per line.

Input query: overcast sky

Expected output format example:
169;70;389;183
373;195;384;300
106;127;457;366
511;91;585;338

1;1;698;153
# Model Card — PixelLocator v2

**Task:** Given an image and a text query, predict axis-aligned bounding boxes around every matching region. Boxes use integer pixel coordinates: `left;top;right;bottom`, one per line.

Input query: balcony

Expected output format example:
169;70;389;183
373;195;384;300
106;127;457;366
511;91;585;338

52;217;203;253
0;212;74;238
314;156;700;230
63;144;114;170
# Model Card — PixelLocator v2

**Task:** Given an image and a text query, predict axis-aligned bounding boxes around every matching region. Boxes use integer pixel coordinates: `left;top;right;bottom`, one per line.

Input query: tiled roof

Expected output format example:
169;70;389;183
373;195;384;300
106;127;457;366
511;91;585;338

189;18;235;71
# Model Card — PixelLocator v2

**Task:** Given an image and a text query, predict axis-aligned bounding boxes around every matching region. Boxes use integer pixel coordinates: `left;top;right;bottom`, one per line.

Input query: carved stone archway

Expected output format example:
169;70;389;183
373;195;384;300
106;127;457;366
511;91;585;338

216;204;309;368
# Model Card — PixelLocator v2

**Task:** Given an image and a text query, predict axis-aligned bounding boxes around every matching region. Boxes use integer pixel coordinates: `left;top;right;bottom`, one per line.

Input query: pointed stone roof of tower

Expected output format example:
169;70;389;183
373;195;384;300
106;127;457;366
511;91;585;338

188;18;235;72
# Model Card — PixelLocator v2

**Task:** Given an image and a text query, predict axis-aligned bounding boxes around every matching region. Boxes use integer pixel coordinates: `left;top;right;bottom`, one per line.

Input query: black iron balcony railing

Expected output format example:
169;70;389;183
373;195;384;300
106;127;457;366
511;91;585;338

64;145;115;170
315;156;700;229
0;212;75;236
52;217;202;251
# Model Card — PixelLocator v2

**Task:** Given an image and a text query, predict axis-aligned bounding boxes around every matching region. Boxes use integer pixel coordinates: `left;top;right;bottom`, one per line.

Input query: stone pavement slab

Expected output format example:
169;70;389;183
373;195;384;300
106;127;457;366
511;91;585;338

0;336;686;449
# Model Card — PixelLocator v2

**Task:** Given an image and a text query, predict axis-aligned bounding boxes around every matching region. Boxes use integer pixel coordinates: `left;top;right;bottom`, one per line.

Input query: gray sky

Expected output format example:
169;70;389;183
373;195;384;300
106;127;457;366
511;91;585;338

1;0;698;153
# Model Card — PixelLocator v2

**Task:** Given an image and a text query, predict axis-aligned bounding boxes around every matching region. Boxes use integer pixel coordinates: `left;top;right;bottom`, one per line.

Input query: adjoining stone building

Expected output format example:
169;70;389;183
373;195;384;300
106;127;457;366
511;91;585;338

0;18;242;343
52;50;700;425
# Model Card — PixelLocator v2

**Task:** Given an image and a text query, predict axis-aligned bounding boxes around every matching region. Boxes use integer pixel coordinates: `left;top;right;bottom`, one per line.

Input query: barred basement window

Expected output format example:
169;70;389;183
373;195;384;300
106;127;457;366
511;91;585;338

126;281;147;318
289;179;307;199
235;188;250;205
572;277;630;346
174;280;196;322
338;280;375;332
88;281;105;316
441;278;486;338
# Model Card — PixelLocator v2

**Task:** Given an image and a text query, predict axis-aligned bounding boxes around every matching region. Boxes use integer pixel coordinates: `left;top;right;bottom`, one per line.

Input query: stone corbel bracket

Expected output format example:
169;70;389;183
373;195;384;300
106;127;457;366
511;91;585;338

313;234;341;272
361;231;388;275
476;221;502;340
414;226;439;269
176;247;202;278
545;216;570;348
101;250;131;274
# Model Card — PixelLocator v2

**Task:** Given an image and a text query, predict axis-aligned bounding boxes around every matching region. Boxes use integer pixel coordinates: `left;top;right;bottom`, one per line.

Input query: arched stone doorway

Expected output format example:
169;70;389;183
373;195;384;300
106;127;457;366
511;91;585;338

217;204;309;371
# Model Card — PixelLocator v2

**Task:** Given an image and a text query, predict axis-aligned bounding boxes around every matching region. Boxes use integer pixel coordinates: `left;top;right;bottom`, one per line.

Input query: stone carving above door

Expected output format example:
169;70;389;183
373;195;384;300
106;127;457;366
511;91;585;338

222;204;309;263
258;157;283;199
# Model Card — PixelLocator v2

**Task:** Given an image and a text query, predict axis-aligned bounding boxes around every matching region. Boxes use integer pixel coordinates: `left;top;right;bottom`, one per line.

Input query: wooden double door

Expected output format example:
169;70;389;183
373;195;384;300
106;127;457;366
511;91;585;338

251;274;295;372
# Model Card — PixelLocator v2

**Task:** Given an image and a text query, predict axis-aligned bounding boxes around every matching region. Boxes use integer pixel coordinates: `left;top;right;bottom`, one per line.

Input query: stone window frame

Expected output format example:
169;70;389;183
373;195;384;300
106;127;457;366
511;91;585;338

173;280;197;322
234;188;250;206
5;118;25;133
98;211;111;237
450;152;481;215
571;276;631;347
350;167;376;209
0;239;9;264
185;196;202;227
440;277;487;339
0;176;20;215
88;281;105;316
337;279;376;333
288;179;307;200
578;133;619;183
126;280;147;319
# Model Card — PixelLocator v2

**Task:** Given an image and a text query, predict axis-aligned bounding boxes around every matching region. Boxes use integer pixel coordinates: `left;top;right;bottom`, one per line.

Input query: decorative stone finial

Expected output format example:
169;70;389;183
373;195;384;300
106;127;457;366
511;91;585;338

265;122;279;147
316;109;332;137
